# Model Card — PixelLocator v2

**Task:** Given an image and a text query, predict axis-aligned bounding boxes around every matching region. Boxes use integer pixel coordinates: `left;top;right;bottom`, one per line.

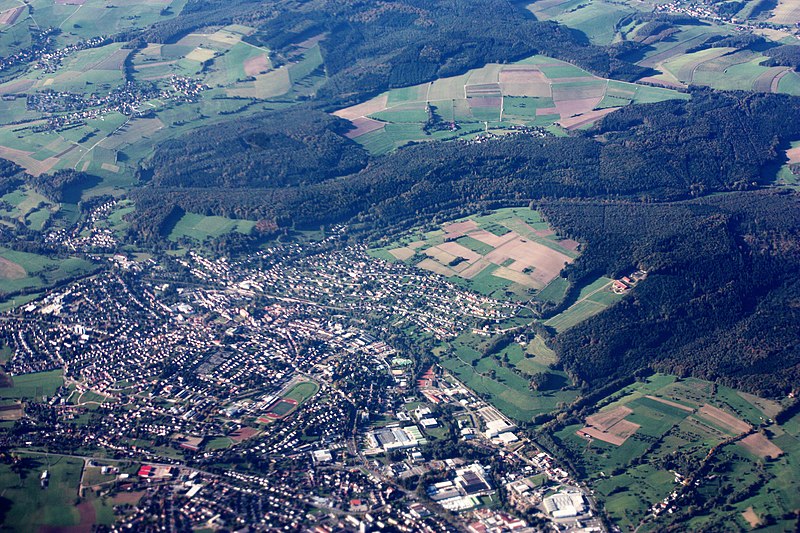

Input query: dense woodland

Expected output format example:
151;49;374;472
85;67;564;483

764;45;800;70
140;110;367;189
542;192;800;397
131;91;800;236
0;159;25;196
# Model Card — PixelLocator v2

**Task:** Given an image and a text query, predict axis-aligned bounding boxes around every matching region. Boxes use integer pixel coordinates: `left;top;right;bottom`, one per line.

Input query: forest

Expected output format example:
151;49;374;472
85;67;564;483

140;110;368;189
131;90;800;235
542;191;800;397
132;0;650;106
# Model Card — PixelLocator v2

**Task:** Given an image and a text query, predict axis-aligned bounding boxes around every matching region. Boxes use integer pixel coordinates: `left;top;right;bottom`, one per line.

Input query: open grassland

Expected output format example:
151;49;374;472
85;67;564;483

0;369;63;399
440;331;577;421
333;54;686;154
544;276;623;332
167;212;256;242
0;247;96;295
553;374;797;531
0;454;86;531
369;207;579;300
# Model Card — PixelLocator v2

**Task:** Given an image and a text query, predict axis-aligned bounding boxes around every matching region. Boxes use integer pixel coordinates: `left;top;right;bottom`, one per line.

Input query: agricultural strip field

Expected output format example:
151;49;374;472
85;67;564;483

369;208;580;300
552;374;799;531
769;0;800;24
333;54;686;154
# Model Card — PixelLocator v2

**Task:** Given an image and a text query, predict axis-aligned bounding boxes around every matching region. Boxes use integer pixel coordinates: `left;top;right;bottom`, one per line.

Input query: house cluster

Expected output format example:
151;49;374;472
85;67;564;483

611;270;647;294
0;27;57;73
0;232;608;530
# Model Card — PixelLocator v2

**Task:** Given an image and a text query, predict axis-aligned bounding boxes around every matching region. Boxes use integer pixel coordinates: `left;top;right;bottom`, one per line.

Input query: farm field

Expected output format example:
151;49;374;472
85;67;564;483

0;368;63;399
553;374;799;531
167;212;256;242
333;54;687;154
525;0;800;95
776;140;800;187
769;0;800;24
439;331;578;421
0;247;96;295
665;49;793;92
0;454;88;531
544;276;624;332
0;23;325;193
528;0;632;45
0;0;187;53
369;207;581;300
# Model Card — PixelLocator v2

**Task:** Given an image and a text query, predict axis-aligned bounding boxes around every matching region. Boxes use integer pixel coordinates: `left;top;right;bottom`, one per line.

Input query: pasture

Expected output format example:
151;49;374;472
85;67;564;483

167;212;256;242
369;207;579;300
544;276;623;332
0;369;64;399
439;331;577;421
0;247;96;295
0;454;85;531
553;374;798;531
333;54;686;154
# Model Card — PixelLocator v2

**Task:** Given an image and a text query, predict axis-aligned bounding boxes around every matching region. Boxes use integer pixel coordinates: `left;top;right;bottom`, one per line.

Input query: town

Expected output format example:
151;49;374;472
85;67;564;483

0;233;602;531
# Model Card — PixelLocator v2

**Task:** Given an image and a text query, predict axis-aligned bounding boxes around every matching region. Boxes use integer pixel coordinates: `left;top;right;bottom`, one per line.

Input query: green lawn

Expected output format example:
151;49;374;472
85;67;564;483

168;212;256;242
0;369;64;400
0;454;84;531
283;381;319;404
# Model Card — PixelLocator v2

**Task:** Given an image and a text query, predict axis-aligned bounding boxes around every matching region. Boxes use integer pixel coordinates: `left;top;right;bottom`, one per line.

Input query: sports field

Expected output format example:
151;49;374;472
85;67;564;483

284;381;320;404
369;207;580;300
333;54;686;154
259;380;319;422
553;374;798;531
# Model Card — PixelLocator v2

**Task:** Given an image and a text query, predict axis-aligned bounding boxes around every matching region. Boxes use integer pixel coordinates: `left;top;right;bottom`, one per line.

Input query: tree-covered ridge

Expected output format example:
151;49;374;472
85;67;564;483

140;110;368;189
543;191;800;397
243;0;650;104
133;91;800;233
